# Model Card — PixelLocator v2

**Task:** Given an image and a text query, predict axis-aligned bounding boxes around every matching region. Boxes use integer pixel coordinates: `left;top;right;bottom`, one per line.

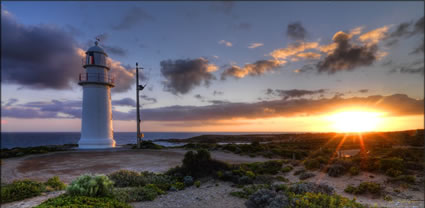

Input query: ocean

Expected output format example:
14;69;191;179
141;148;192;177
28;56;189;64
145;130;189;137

0;132;285;149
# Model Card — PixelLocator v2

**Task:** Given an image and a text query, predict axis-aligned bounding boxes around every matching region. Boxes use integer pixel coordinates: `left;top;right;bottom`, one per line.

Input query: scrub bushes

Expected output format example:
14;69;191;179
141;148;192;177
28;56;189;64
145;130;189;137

344;182;382;195
35;195;131;208
108;170;145;187
45;176;66;191
66;174;114;197
1;179;44;203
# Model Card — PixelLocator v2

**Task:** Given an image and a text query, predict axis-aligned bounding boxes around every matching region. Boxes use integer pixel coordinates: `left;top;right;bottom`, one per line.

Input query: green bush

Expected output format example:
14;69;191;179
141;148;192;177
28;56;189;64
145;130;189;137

295;192;365;208
281;165;293;173
230;184;270;198
113;184;163;202
385;168;402;177
45;176;66;191
379;157;404;171
108;170;144;187
349;167;360;176
344;182;381;195
241;160;283;175
66;174;114;197
294;169;306;176
174;182;185;190
167;149;230;179
195;180;201;188
140;172;177;191
304;158;323;170
35;195;131;208
1;179;44;203
137;141;164;149
299;172;315;180
387;175;416;184
327;164;346;177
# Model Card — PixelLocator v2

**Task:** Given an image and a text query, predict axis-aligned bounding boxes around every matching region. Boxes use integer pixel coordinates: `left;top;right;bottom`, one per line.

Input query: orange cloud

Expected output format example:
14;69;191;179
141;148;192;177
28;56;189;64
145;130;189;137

269;42;320;59
358;26;391;44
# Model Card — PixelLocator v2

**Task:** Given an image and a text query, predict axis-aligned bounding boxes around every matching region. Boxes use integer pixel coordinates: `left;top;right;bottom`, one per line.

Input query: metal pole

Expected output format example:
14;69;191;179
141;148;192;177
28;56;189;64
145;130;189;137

136;62;141;148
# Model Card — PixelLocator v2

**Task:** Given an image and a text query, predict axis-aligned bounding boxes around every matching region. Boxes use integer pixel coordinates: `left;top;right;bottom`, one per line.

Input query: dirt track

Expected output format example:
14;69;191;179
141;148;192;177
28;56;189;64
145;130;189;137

1;148;270;183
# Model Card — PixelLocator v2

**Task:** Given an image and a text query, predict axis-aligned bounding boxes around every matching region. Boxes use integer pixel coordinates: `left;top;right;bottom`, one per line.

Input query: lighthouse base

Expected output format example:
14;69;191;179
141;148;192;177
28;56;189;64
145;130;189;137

78;138;116;149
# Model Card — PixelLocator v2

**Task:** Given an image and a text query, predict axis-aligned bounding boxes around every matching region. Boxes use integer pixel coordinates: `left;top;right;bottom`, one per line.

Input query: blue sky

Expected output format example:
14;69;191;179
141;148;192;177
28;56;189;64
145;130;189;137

1;1;424;132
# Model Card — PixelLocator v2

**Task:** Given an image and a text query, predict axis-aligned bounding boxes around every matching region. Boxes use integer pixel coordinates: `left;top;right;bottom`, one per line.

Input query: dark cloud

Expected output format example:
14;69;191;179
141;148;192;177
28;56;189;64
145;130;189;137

293;65;315;73
210;1;234;15
213;90;224;96
207;100;230;105
267;89;327;100
112;98;136;107
1;10;137;93
140;95;157;104
386;16;424;54
3;94;422;121
1;11;82;89
358;89;369;93
391;60;424;75
160;58;216;95
234;22;251;30
287;22;307;41
194;94;204;100
111;7;154;30
317;32;378;73
102;45;127;57
221;59;284;79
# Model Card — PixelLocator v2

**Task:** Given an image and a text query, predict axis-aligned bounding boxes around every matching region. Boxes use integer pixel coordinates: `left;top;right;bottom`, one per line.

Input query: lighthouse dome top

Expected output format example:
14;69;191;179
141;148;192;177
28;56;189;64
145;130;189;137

86;41;107;56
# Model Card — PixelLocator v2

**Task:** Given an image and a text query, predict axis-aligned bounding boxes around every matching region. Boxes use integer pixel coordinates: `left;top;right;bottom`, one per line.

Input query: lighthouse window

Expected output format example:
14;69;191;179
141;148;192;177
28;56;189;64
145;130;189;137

87;52;95;65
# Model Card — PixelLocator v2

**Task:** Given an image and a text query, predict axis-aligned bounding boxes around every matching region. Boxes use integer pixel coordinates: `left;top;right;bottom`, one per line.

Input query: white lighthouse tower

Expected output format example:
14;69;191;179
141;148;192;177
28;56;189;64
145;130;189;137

78;41;116;149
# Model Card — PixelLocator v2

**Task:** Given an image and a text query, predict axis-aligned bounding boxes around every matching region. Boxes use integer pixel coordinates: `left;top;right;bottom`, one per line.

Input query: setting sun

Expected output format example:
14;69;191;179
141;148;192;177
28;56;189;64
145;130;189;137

327;111;385;133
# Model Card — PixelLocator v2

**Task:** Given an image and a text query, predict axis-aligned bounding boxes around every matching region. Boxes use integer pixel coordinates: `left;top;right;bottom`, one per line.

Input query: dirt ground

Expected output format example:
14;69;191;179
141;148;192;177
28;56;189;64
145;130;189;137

1;148;270;184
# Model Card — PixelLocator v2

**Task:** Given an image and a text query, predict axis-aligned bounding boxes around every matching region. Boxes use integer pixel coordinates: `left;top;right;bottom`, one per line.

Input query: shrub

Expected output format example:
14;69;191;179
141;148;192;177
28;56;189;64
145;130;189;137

245;170;256;178
140;172;177;191
245;189;291;208
167;149;230;179
275;176;289;182
281;165;293;173
66;174;114;197
183;176;194;187
327;164;346;177
385;168;402;177
230;184;271;199
108;170;144;187
349;166;360;176
304;158;322;170
138;140;163;149
289;182;334;195
299;172;315;180
139;184;163;201
293;169;306;176
1;179;44;203
174;182;185;190
35;195;131;208
379;157;404;171
45;176;66;191
195;180;201;188
344;182;381;195
294;192;365;208
241;160;283;175
387;175;416;184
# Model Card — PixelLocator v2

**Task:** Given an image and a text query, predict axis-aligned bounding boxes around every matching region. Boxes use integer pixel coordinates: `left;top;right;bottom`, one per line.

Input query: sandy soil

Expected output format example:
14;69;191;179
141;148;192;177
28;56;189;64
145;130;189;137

284;166;424;208
132;180;245;208
1;148;270;184
0;191;65;208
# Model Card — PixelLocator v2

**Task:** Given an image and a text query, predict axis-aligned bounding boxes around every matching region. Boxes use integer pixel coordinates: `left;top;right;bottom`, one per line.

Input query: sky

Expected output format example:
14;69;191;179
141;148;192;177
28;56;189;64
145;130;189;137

1;1;424;132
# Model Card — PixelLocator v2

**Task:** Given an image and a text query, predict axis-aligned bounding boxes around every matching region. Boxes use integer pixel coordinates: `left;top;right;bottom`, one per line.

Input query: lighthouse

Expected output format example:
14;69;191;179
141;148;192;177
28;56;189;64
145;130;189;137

78;41;116;149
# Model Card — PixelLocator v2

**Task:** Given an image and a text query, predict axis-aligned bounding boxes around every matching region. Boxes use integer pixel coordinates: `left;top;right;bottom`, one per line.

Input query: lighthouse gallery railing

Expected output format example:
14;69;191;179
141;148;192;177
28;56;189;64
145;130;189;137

79;73;115;86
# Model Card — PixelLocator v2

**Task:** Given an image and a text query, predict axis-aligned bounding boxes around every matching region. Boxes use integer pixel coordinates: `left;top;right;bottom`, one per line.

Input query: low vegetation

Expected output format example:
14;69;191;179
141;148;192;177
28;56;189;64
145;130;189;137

344;182;382;195
1;176;67;204
35;195;131;208
1;144;76;158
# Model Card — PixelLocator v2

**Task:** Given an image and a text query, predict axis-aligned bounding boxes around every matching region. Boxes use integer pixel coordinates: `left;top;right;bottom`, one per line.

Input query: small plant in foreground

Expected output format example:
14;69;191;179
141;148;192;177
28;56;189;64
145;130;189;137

344;182;382;195
195;180;201;188
108;170;144;187
66;174;114;197
1;179;44;203
184;176;194;187
35;195;131;208
349;166;360;176
299;172;315;180
45;176;66;191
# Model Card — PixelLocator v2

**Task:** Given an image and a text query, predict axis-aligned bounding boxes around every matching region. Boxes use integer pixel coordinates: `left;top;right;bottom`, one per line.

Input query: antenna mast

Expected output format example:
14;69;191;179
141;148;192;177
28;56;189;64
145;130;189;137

136;62;145;148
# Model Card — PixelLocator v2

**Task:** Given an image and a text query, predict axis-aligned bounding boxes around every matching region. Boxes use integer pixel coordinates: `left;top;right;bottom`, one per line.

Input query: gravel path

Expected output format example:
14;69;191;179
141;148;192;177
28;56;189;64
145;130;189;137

131;180;246;208
0;191;65;208
1;148;270;183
